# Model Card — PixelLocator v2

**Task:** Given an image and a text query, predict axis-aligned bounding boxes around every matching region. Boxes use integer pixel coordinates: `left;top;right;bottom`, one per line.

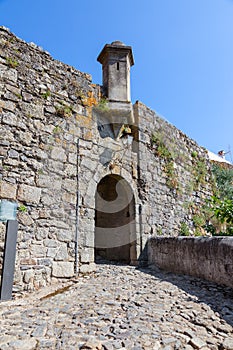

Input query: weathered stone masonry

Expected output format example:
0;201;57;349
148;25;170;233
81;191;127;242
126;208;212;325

0;27;212;292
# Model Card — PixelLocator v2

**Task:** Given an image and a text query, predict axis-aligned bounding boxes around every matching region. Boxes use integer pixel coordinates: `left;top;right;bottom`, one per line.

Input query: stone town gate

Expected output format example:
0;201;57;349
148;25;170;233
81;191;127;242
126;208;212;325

95;174;137;264
0;27;212;292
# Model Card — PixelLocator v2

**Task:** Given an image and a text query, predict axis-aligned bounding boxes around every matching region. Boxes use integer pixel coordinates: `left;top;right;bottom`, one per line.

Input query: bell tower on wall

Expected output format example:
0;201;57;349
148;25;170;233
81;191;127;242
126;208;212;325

97;41;135;130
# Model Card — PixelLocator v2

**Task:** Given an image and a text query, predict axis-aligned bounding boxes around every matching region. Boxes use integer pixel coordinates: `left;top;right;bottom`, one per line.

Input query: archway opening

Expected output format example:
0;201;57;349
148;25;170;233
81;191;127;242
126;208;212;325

95;174;136;264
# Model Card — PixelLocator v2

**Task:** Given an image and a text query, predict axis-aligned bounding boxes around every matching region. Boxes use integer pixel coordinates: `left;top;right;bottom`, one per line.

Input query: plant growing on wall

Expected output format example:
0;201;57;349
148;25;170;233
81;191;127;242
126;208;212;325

192;158;208;190
41;90;51;100
179;222;190;236
53;125;62;134
55;102;73;117
6;57;19;68
97;97;109;112
151;132;180;192
18;204;27;212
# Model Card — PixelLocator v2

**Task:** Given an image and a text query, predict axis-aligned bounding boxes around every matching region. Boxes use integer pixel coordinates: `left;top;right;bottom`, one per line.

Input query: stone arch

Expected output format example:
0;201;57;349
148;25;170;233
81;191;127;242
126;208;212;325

95;173;137;264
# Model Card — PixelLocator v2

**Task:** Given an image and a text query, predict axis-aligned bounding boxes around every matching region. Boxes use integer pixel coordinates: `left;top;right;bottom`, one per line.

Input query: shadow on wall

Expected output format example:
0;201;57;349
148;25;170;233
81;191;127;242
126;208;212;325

137;241;233;328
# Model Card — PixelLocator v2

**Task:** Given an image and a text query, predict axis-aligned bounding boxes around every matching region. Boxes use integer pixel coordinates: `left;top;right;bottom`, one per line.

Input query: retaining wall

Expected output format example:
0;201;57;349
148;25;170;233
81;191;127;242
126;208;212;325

148;237;233;288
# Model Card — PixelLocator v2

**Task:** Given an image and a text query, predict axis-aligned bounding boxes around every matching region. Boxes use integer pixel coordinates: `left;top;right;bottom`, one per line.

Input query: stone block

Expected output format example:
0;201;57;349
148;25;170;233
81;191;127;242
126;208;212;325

0;99;15;112
18;212;34;226
36;228;49;241
41;194;57;206
81;157;97;172
8;339;37;350
2;111;17;126
64;164;77;177
23;269;34;283
62;179;77;193
62;192;76;204
30;244;47;258
44;239;58;248
0;180;17;199
36;175;61;189
18;131;33;146
79;262;96;274
37;258;52;266
46;248;57;258
55;244;69;261
80;248;94;263
0;65;17;82
17;184;41;204
68;152;77;164
56;229;74;242
52;261;74;278
8;149;19;158
20;258;37;266
189;337;207;349
20;101;44;119
222;338;233;350
51;147;66;161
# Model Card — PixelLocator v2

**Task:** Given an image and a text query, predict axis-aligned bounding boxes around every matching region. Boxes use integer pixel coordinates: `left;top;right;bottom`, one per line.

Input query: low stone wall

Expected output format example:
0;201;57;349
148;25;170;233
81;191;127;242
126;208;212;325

148;237;233;288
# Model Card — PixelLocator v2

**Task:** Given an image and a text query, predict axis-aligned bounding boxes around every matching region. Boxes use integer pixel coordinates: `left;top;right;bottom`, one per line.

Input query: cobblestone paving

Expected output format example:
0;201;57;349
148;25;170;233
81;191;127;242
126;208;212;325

0;263;233;350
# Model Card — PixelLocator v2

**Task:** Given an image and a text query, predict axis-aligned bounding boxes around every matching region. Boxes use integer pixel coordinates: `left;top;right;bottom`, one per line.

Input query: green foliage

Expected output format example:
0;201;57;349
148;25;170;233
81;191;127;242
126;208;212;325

18;205;27;212
53;125;62;134
55;103;73;117
194;228;202;236
75;89;85;99
122;125;132;134
151;134;172;160
210;196;233;225
212;227;233;236
15;93;22;99
191;151;198;158
192;213;206;228
41;90;51;100
151;133;180;191
97;98;109;111
185;181;194;195
211;163;233;200
179;222;190;236
205;196;233;235
193;159;208;188
6;57;19;68
205;164;233;236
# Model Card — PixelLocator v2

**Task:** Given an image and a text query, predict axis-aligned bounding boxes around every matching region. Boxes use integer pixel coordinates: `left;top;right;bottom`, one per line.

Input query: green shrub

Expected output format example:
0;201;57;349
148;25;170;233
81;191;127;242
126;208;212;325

179;222;190;236
212;163;233;200
192;214;206;228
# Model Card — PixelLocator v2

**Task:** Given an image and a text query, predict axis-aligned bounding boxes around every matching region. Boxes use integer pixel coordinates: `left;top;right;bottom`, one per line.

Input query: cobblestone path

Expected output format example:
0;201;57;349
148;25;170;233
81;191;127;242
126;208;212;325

0;263;233;350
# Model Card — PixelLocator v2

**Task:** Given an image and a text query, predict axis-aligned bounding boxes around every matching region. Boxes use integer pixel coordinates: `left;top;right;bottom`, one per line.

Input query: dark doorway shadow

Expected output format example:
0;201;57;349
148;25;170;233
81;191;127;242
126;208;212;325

95;174;136;265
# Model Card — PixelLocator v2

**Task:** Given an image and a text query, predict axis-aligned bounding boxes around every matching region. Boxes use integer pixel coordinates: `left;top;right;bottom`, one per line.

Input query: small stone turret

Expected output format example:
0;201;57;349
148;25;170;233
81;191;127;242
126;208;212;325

97;41;134;102
97;41;135;130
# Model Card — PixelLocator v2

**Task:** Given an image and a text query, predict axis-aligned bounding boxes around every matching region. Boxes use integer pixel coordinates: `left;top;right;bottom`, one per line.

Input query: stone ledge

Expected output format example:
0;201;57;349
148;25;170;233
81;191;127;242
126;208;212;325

148;236;233;289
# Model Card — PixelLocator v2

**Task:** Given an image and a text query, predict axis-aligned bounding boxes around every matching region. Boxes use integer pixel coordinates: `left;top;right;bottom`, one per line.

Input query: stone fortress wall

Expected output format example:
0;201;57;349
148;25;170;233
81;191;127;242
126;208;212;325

0;27;212;292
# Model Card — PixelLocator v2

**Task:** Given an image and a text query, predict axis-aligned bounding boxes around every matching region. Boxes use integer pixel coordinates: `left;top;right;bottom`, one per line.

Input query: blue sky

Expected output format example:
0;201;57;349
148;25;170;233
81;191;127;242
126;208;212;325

0;0;232;162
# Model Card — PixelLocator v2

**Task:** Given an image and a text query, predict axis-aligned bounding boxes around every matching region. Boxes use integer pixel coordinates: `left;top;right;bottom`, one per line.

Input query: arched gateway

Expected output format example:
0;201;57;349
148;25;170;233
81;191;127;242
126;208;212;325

95;174;137;264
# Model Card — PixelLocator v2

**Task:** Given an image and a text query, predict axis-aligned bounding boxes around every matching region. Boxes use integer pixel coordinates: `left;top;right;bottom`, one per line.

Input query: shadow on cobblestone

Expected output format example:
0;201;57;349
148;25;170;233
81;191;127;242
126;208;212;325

137;264;233;328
